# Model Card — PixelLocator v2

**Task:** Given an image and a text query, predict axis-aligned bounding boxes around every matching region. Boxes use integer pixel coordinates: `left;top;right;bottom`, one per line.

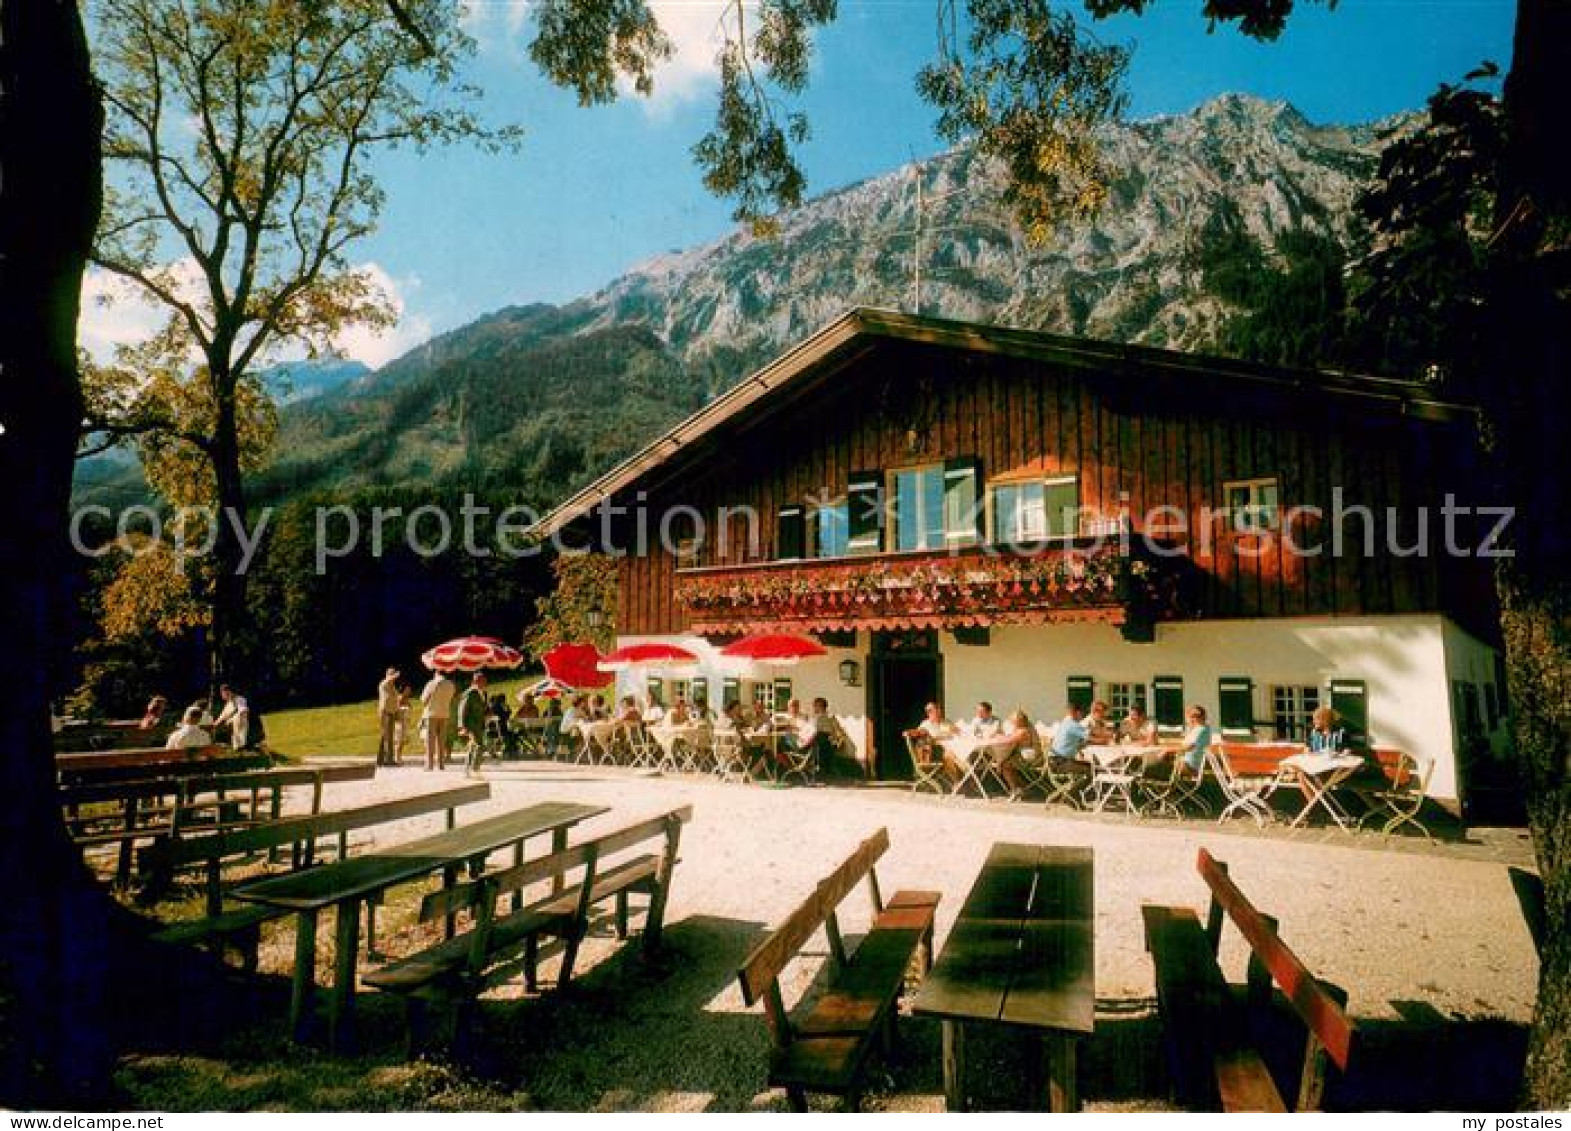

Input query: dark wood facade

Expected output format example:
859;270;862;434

545;312;1498;643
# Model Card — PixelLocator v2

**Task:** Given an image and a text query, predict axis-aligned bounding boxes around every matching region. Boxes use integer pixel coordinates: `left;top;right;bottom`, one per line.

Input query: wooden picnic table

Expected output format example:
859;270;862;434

913;843;1094;1112
231;799;608;1051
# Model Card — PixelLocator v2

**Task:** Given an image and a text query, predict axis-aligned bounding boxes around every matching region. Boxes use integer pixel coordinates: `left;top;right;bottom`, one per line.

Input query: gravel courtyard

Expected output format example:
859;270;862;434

116;762;1541;1111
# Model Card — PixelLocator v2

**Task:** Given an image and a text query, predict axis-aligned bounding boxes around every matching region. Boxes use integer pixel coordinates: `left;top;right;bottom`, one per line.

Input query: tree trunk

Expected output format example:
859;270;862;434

208;381;256;690
1495;0;1571;1108
0;0;117;1104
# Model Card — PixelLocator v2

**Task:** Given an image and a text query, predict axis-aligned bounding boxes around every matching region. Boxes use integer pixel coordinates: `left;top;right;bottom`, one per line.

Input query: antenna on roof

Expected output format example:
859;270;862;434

910;158;968;318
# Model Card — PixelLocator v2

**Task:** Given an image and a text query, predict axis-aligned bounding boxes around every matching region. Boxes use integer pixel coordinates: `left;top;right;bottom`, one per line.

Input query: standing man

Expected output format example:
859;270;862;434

420;668;456;771
376;667;401;766
213;684;251;749
457;672;490;778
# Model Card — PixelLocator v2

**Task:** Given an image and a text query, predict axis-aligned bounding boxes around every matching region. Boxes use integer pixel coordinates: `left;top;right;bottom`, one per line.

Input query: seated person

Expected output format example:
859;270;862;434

963;701;1003;739
641;694;666;723
513;692;541;720
1307;706;1350;754
488;693;516;755
1117;704;1156;745
588;694;609;720
799;697;855;778
667;697;692;726
1085;700;1116;745
717;701;745;732
1179;705;1214;772
915;701;957;740
615;695;642;726
165;706;212;750
999;709;1041;795
1050;703;1090;761
139;695;169;732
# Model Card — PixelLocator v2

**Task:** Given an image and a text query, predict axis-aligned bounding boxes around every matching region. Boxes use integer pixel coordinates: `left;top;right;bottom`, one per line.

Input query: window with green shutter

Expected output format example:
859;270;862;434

1067;675;1095;712
943;458;984;545
722;677;741;709
1153;675;1184;736
847;471;883;554
1329;679;1368;748
772;677;793;713
1218;677;1255;739
777;505;805;561
647;677;665;707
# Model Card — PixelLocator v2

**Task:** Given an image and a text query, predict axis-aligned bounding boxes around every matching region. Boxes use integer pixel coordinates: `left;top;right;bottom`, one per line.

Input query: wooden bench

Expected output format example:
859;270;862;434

145;782;492;969
736;828;939;1111
363;806;692;1056
64;763;375;885
57;749;273;788
1142;847;1355;1112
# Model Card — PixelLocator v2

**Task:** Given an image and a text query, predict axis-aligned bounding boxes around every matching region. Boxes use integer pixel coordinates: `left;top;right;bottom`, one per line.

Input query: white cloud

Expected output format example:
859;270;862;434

461;0;730;111
332;262;432;369
79;260;207;364
641;2;730;111
78;259;431;372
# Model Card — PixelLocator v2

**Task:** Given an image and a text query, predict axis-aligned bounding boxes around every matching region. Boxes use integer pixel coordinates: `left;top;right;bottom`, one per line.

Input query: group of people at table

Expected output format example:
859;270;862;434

561;692;859;776
907;697;1358;802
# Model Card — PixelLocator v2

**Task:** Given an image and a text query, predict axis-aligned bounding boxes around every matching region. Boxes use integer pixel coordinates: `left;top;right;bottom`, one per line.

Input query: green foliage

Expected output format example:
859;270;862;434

529;0;673;104
917;0;1129;243
524;553;619;660
692;0;838;232
1349;66;1505;384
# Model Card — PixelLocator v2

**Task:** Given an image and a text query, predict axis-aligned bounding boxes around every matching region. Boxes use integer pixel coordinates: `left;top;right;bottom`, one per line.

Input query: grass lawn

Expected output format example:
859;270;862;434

266;672;542;762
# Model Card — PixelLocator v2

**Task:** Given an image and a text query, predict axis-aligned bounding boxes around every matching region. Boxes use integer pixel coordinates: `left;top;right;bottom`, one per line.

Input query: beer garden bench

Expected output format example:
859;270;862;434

736;827;939;1111
1142;847;1355;1112
363;805;692;1056
143;782;492;970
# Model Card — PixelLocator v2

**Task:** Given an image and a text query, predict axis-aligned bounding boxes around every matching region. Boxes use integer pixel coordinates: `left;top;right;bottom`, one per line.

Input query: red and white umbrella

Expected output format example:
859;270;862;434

542;642;613;688
520;676;573;700
719;633;827;666
422;636;524;673
597;642;699;672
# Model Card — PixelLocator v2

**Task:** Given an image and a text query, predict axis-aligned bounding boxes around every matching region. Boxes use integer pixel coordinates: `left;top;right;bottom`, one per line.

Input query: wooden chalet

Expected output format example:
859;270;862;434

537;309;1510;805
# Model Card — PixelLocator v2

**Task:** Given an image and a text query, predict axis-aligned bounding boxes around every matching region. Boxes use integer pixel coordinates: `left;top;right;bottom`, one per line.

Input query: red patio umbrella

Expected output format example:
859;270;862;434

422;636;524;673
542;642;613;688
597;642;700;672
719;633;828;666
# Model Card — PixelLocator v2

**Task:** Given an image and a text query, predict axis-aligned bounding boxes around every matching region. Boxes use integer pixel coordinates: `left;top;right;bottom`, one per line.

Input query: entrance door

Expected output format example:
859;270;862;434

869;630;943;781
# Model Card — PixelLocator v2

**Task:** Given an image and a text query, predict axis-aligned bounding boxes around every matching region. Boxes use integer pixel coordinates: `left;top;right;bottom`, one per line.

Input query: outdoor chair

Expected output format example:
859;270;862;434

777;739;818;787
712;730;750;782
1141;752;1211;818
1082;748;1144;814
951;742;1011;800
1206;743;1280;826
1354;749;1435;840
904;730;949;795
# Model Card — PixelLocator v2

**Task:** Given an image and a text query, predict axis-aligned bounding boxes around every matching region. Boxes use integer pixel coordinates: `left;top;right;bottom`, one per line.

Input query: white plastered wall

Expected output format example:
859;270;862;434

617;614;1476;802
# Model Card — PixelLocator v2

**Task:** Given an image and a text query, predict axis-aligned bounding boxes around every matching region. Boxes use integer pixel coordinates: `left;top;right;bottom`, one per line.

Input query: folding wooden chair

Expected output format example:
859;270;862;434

1207;743;1281;826
1142;753;1211;818
1354;749;1435;840
712;730;750;782
905;731;950;795
1082;748;1145;813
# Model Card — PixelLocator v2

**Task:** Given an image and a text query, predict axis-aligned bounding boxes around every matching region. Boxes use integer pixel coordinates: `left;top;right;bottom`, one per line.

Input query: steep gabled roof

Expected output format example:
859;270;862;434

533;306;1472;537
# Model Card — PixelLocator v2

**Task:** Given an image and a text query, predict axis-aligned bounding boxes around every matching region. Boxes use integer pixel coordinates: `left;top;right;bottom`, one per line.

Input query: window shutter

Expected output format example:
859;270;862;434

777;505;805;561
772;677;793;713
1067;675;1095;712
1153;675;1185;737
1329;679;1368;749
951;626;991;647
847;470;884;552
1218;677;1255;739
647;677;664;706
943;457;984;544
1045;476;1080;539
722;677;740;709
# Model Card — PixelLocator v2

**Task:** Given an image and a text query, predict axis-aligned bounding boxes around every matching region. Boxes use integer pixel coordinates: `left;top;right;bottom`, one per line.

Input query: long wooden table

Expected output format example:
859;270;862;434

232;799;607;1050
912;843;1094;1112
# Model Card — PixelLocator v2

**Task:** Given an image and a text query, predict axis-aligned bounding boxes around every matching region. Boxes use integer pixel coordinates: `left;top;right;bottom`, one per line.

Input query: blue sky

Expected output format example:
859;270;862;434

82;1;1519;367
